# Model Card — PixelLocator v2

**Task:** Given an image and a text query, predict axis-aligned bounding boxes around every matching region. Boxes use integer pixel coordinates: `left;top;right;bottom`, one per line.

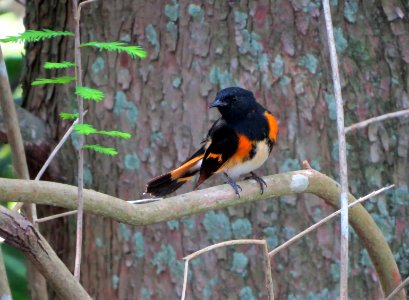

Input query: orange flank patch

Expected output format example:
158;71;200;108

170;154;204;179
207;152;223;162
222;134;253;170
264;111;278;141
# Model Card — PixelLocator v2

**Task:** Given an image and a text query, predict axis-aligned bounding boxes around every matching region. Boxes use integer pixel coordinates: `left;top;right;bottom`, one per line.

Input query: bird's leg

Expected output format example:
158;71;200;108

244;171;267;194
224;173;242;197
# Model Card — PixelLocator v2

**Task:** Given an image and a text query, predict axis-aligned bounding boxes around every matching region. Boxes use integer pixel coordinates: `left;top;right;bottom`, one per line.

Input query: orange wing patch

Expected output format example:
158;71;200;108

264;111;278;142
207;152;223;162
170;154;204;179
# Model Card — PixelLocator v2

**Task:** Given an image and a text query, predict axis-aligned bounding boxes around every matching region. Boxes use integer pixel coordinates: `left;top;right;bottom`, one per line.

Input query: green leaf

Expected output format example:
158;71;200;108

81;41;147;59
0;29;74;43
59;112;79;120
83;144;118;156
74;123;132;139
75;86;104;102
97;131;132;139
43;61;76;69
74;123;98;135
32;76;76;85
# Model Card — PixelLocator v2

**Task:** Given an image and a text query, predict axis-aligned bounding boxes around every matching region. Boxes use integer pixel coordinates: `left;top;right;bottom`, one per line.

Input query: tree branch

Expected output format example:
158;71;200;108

0;206;91;299
386;276;409;300
0;169;405;299
345;109;409;134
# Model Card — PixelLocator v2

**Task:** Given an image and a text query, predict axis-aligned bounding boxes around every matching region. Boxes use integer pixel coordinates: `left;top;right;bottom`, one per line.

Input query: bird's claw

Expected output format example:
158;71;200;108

224;173;242;197
245;172;267;194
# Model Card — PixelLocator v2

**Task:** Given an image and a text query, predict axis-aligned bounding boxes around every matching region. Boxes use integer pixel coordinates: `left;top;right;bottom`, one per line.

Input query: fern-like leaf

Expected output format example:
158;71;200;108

74;123;132;139
81;41;147;59
74;124;98;135
83;144;118;156
44;61;76;69
32;76;76;85
60;112;79;120
75;86;105;102
0;29;74;43
97;131;132;139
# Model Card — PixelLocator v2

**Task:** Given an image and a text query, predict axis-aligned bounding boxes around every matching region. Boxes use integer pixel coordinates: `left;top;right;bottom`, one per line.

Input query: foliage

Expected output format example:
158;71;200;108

74;123;132;139
0;29;73;43
31;76;76;86
75;86;104;102
59;112;79;120
83;144;118;156
43;61;76;69
2;244;28;300
81;41;147;58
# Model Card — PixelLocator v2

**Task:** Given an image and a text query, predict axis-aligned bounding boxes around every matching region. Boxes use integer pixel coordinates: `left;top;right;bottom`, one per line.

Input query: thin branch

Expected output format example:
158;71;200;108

345;109;409;134
385;276;409;300
0;250;11;299
323;1;349;298
35;210;78;223
184;239;265;260
181;260;189;300
268;185;394;257
262;241;274;300
78;0;97;16
71;0;96;280
128;198;160;204
0;170;405;298
182;239;274;300
35;111;86;181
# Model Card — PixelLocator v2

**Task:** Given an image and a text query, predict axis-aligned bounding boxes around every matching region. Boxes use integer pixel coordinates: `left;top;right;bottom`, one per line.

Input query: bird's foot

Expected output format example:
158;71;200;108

244;172;267;194
224;173;242;197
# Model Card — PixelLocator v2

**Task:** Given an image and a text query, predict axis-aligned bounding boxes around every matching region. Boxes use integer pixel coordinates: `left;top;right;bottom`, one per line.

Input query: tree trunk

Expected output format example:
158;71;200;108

23;1;409;299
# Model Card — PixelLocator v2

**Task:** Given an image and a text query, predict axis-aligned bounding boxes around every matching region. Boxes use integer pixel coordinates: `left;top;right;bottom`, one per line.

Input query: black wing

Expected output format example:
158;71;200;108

196;119;238;186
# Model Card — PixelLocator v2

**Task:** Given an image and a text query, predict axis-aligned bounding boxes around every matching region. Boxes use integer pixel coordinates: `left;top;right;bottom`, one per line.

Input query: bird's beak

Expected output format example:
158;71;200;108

209;98;227;108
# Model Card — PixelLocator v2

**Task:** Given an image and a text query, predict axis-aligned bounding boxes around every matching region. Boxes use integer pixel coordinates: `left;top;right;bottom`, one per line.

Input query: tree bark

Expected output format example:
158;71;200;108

23;1;409;299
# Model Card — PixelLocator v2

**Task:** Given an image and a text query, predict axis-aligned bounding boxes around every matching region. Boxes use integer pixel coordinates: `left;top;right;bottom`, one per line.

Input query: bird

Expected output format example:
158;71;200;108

145;86;278;197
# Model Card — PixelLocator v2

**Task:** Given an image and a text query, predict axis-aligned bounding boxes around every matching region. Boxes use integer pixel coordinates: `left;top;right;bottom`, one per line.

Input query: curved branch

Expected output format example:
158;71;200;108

0;206;91;299
0;169;405;299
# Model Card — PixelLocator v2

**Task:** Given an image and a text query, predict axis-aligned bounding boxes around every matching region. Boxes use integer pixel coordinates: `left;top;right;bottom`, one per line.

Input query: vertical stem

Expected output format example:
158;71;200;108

0;248;11;300
72;0;85;280
262;242;274;300
322;1;349;299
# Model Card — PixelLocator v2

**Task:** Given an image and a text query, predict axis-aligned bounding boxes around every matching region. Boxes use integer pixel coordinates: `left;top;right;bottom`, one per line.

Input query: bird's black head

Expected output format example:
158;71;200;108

210;87;257;122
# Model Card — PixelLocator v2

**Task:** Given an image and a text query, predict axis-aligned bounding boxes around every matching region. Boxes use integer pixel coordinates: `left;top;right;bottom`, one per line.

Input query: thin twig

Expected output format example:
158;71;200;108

182;239;274;300
181;260;189;300
35;111;87;181
0;250;11;299
323;1;349;298
268;185;394;257
184;239;265;260
262;241;274;300
128;198;160;204
345;109;409;134
35;210;78;223
385;276;409;300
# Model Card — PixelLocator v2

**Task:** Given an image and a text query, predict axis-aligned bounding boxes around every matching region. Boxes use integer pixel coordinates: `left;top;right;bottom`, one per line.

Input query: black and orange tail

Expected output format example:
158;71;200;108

145;147;205;197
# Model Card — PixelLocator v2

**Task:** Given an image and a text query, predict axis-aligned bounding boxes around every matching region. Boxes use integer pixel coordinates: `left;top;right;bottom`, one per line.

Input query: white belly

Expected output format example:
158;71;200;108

225;140;270;179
